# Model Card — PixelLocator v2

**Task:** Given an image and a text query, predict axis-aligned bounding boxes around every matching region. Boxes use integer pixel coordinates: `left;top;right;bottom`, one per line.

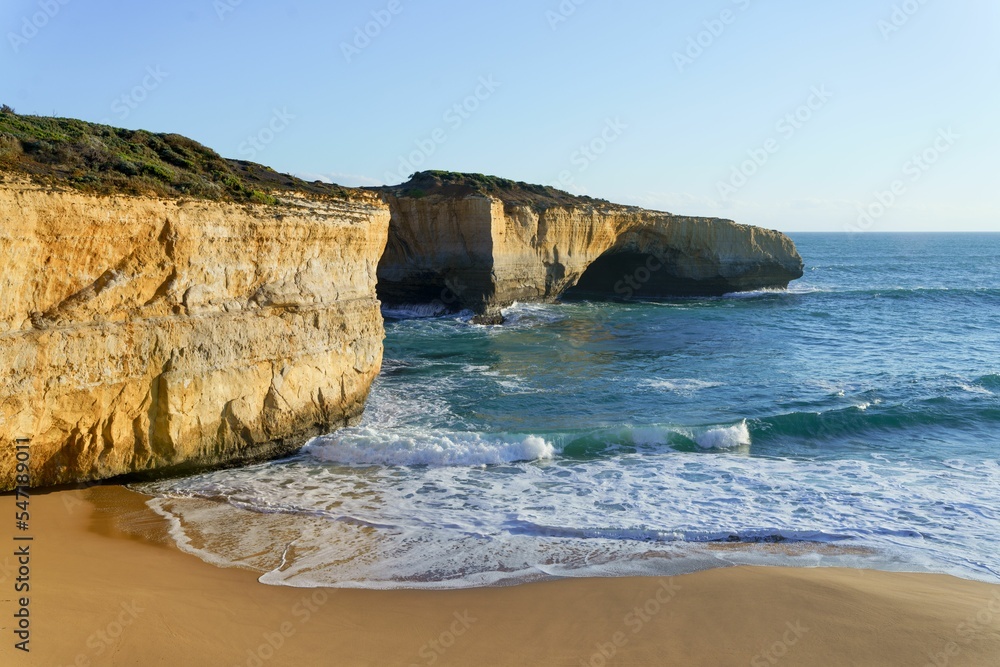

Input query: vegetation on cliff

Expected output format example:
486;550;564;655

0;107;353;203
0;109;622;211
378;170;616;211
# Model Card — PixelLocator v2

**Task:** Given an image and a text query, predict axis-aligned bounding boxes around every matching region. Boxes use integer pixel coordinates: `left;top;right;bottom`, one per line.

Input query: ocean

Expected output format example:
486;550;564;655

139;233;1000;589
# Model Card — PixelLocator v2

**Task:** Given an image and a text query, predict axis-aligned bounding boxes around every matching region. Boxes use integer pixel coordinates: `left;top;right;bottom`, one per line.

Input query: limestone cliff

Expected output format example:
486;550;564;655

377;172;804;322
0;178;389;489
0;113;804;489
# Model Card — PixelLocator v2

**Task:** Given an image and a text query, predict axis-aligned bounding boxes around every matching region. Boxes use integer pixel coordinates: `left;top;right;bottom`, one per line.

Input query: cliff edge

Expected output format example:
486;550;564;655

0;114;388;489
377;172;804;323
1;112;805;489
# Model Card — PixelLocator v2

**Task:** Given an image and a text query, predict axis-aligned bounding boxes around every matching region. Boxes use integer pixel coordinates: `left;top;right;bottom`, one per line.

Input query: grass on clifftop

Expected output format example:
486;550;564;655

380;170;613;210
0;108;622;210
0;108;353;203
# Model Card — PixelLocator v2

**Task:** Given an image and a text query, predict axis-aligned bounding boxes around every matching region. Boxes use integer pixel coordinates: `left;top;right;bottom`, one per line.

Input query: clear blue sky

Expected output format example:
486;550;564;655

2;0;998;232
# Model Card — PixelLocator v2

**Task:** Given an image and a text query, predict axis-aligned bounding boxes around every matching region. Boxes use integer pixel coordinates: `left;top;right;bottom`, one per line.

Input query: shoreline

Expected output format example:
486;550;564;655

133;485;960;591
4;485;999;666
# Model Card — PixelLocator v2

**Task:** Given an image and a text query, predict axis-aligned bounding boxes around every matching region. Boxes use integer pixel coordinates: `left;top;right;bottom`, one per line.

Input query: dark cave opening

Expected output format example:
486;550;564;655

563;251;733;300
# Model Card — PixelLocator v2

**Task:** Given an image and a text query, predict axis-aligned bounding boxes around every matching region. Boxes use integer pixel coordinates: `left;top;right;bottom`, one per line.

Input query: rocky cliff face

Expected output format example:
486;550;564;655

0;178;389;489
1;153;803;489
378;174;804;322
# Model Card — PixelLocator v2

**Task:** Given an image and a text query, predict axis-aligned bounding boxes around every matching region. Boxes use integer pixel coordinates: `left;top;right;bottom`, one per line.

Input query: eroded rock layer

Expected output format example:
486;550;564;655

378;175;804;322
0;179;389;489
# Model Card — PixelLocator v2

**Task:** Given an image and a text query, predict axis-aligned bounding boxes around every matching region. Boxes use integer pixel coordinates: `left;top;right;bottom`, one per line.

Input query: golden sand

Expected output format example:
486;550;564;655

5;486;999;666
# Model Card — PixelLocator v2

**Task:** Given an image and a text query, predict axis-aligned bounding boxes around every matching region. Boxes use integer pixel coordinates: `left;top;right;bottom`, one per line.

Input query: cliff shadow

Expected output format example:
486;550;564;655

562;250;736;301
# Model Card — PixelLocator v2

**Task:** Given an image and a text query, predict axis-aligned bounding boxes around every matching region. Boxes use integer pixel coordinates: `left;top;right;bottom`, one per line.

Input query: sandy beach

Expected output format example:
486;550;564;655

0;485;995;666
4;1;999;664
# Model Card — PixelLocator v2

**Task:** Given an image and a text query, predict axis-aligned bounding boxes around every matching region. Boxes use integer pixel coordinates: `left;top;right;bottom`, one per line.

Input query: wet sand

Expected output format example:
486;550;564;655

5;485;1000;666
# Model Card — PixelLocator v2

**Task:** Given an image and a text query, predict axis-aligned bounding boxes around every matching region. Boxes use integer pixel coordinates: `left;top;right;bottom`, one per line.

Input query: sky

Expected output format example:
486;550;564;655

2;0;998;232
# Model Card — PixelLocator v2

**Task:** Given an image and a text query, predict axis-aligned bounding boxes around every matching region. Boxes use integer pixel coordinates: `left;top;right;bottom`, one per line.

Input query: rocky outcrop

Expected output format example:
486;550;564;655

377;173;804;322
0;178;389;489
0;136;802;490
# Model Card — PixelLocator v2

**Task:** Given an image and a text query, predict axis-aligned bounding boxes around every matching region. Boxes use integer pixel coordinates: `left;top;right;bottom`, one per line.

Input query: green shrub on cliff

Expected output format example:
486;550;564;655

381;170;611;211
0;113;355;203
249;190;278;205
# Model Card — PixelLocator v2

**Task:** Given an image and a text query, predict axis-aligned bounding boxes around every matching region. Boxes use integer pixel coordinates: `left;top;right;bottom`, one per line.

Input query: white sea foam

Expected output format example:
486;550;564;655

497;379;541;394
959;384;994;396
133;250;1000;591
305;428;555;466
501;302;569;326
381;303;451;319
641;378;724;394
146;497;245;569
136;448;1000;589
724;286;826;299
693;421;752;450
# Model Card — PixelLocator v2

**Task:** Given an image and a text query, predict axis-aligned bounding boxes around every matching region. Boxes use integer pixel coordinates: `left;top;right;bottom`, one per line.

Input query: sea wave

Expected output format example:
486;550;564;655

503;519;847;544
305;428;555;466
723;286;824;299
381;304;475;320
137;449;1000;589
306;394;1000;468
975;374;1000;392
501;302;571;326
801;286;999;300
752;397;1000;443
641;378;724;394
693;421;752;450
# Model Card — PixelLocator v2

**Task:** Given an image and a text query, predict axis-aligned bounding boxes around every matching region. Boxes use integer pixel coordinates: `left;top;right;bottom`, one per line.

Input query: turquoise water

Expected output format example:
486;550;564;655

142;234;1000;589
